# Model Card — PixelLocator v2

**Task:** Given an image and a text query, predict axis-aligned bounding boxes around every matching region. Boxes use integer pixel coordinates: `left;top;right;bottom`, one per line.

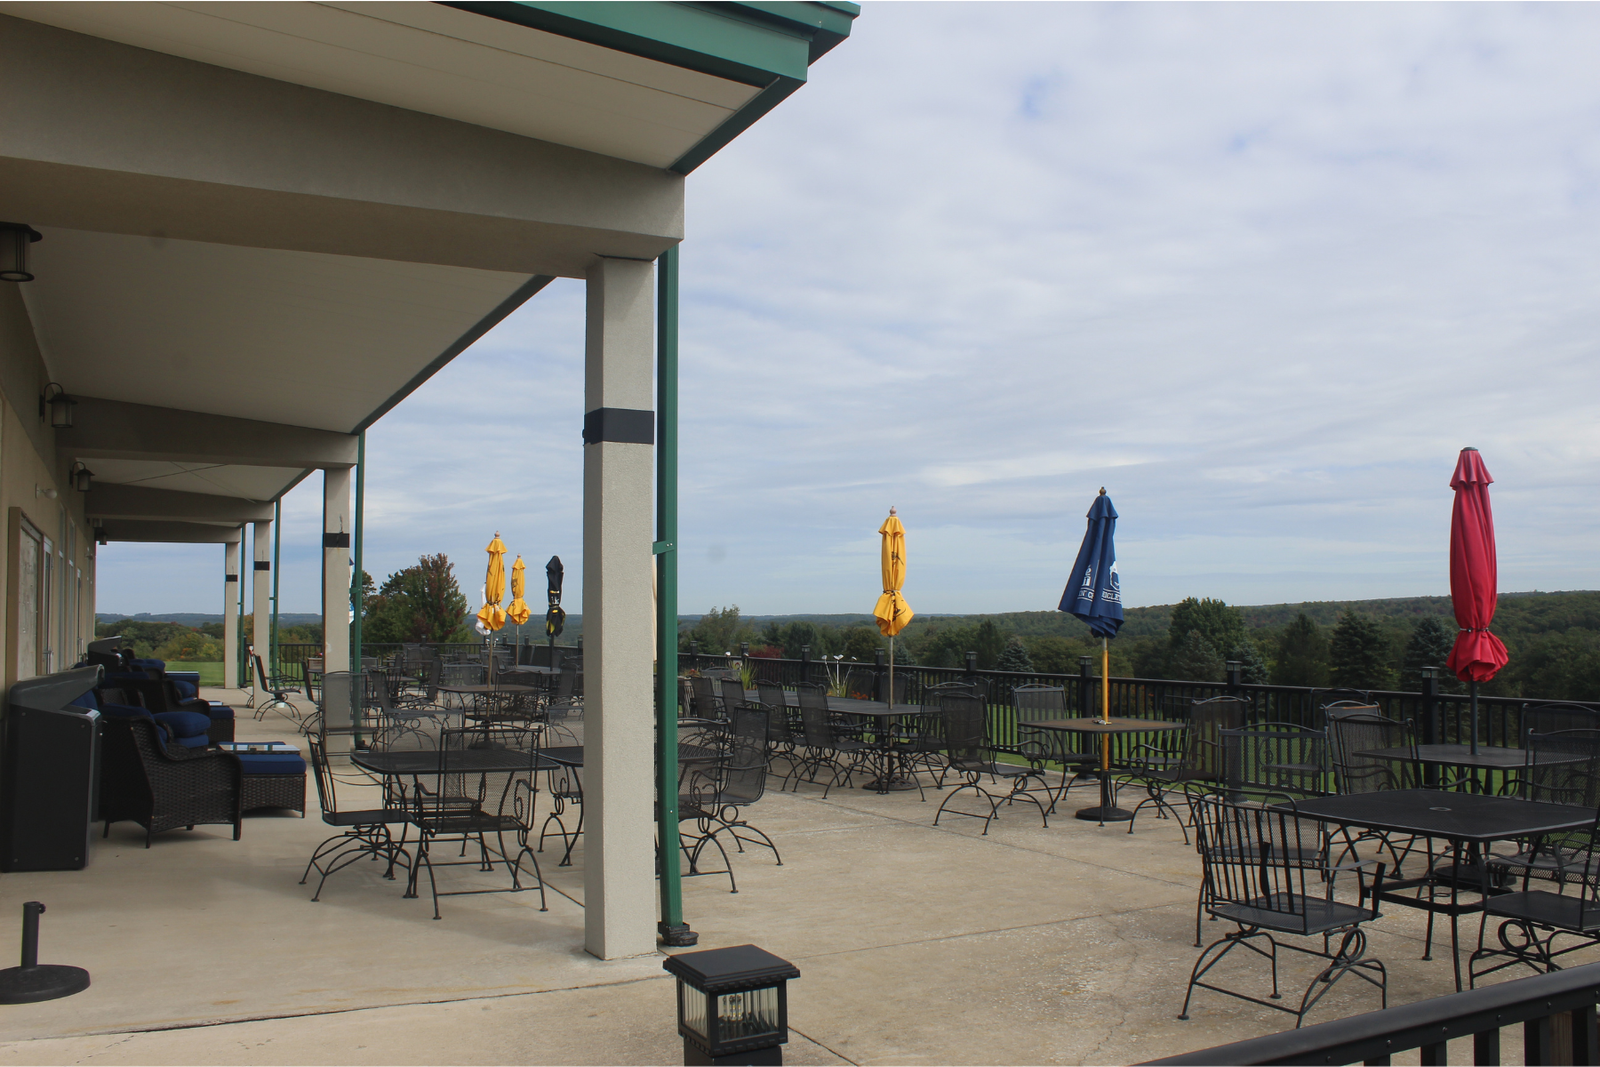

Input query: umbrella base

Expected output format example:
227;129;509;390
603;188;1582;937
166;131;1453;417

0;964;90;1004
1075;806;1134;823
863;777;920;793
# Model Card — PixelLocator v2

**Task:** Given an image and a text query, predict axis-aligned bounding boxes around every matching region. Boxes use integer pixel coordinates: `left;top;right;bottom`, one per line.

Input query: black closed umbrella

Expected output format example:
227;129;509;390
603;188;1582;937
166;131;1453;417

545;556;566;658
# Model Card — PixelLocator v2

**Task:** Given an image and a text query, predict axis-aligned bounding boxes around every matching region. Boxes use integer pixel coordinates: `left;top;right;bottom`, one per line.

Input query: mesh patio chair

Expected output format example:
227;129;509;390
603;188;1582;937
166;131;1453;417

1325;709;1418;796
679;707;781;893
720;677;752;716
1182;793;1387;1027
536;738;584;868
1012;684;1094;810
920;681;984;788
405;727;547;920
793;682;870;797
932;692;1050;835
300;736;411;901
1523;703;1600;741
690;676;724;721
1484;729;1600;903
756;681;801;785
248;650;298;719
842;669;876;700
368;671;454;748
1123;696;1246;843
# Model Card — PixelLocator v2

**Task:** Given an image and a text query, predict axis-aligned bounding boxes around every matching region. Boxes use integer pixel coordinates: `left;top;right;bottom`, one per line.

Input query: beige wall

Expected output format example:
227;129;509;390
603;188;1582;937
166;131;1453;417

0;283;94;691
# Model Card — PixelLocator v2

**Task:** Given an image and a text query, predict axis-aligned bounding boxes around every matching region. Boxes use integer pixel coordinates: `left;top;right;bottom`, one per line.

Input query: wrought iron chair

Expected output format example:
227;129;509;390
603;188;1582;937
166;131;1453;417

248;650;298;719
1012;684;1094;810
720;677;753;717
1182;793;1387;1027
842;668;876;700
368;671;454;748
405;727;547;920
1471;730;1600;986
919;681;984;789
793;682;870;796
1124;696;1246;843
299;736;411;901
932;693;1050;835
679;707;781;893
1523;703;1600;740
756;681;801;785
690;676;724;721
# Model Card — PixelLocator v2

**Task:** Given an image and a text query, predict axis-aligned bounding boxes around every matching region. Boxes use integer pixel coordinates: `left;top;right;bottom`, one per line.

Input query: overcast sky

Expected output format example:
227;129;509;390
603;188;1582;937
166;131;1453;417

98;2;1600;620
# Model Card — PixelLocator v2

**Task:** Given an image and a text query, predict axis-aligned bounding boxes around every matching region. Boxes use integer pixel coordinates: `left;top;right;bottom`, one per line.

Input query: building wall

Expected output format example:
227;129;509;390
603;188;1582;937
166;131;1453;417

0;282;94;692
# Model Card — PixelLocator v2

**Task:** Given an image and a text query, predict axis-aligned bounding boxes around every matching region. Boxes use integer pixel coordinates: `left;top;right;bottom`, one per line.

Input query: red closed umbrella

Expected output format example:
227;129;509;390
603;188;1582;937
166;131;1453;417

1445;447;1509;753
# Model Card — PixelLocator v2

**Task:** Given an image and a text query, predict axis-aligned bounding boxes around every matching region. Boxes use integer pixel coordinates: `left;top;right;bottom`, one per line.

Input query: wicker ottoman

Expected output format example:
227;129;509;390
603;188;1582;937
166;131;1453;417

219;743;307;815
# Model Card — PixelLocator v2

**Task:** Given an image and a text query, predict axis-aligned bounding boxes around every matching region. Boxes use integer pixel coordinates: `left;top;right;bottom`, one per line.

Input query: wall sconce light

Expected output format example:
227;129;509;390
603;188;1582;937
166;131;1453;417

664;945;800;1066
34;486;57;500
0;223;41;283
69;463;92;493
39;383;75;429
93;525;108;546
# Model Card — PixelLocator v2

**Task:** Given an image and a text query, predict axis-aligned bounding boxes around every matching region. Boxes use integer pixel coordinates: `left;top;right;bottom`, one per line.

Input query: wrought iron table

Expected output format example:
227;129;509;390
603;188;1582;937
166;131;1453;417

1020;718;1183;824
1279;789;1596;990
1357;744;1577;794
744;691;913;793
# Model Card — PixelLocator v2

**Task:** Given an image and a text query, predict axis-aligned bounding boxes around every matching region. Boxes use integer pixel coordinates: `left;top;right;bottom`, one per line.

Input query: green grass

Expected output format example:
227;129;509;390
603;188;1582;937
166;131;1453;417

167;661;224;687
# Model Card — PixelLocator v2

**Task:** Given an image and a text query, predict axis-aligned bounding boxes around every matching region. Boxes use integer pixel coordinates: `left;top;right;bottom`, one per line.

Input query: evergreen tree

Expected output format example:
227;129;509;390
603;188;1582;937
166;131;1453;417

1329;611;1393;690
1400;616;1458;691
995;636;1034;674
973;619;1008;670
1272;613;1330;687
1229;641;1269;685
1169;630;1225;682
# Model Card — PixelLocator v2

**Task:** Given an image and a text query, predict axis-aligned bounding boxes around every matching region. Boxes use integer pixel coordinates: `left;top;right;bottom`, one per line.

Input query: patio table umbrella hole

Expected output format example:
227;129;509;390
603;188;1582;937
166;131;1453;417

663;944;800;1067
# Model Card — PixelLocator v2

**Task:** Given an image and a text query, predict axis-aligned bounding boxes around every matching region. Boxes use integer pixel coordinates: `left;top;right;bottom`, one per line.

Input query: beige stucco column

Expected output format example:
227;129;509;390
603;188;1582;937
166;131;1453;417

323;467;352;673
252;519;272;681
223;536;241;689
582;256;657;960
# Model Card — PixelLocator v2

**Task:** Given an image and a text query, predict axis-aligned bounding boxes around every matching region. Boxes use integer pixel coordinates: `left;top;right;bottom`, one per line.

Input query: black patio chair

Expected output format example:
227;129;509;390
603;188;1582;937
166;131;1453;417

756;680;801;785
1012;684;1094;809
249;650;298;719
368;670;454;748
679;707;782;893
1124;696;1246;843
1325;709;1418;796
720;677;752;717
405;727;547;920
1181;793;1387;1027
690;676;724;721
793;682;870;796
101;717;243;848
299;736;411;901
842;668;876;700
1522;703;1600;741
932;693;1050;835
1471;731;1600;986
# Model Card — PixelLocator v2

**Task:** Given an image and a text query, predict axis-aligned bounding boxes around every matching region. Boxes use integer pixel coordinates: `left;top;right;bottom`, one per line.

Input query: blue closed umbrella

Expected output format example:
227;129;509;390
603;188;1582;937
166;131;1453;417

1059;489;1127;824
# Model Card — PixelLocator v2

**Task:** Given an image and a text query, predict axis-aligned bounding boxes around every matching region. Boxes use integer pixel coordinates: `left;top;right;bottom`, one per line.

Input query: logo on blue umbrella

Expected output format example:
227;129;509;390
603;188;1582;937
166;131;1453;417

1060;491;1123;638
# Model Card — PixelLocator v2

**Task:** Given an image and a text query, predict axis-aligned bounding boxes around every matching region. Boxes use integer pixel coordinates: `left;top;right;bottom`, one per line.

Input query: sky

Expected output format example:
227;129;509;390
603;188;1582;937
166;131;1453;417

97;2;1600;620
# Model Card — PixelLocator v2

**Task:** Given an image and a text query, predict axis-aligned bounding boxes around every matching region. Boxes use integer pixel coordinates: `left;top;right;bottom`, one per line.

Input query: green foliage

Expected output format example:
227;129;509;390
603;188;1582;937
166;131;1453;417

153;633;222;661
1230;640;1269;684
93;620;197;659
1169;597;1245;660
995;636;1034;674
1169;630;1225;683
1021;635;1088;675
363;554;472;643
1329;612;1393;689
1273;613;1330;687
679;605;758;655
1400;616;1459;692
838;625;883;663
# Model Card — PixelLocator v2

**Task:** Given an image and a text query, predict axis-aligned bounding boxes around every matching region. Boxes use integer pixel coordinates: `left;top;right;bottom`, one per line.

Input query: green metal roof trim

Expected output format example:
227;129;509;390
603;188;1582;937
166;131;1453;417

441;1;857;173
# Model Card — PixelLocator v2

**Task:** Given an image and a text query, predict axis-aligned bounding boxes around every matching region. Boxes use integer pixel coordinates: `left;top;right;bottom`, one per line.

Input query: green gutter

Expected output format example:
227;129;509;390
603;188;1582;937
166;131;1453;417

655;244;695;947
351;432;366;674
271;498;281;675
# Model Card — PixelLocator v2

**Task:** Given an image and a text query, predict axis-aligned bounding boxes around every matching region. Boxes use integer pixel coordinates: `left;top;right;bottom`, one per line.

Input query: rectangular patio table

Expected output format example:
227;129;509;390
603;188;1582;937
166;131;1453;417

1278;789;1595;991
1357;744;1574;794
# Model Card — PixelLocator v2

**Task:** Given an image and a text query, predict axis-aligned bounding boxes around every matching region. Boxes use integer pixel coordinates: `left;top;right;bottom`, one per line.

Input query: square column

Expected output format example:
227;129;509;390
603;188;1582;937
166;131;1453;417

223;537;241;689
323;467;352;673
252;519;272;683
582;256;657;960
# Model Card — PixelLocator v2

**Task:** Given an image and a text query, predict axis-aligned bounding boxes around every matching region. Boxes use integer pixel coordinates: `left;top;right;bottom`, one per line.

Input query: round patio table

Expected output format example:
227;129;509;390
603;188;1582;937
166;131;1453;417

1018;717;1183;824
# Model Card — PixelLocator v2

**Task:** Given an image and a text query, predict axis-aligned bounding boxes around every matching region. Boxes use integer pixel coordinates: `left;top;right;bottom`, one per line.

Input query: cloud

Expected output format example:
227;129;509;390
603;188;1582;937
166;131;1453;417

97;3;1600;620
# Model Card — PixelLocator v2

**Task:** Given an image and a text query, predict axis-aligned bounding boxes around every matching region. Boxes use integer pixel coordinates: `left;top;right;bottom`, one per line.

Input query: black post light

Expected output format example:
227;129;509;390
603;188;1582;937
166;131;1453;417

0;223;41;282
663;945;800;1067
69;462;92;493
40;383;75;429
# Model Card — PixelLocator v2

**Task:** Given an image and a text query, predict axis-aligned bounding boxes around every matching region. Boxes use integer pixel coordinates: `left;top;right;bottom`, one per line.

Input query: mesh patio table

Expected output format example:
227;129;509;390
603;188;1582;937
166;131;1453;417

744;690;912;793
1277;789;1596;990
1019;718;1184;824
1357;743;1580;795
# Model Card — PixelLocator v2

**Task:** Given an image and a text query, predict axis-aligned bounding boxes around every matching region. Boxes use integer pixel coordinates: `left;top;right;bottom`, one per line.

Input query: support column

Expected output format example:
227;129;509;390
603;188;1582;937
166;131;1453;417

223;537;241;689
322;466;352;676
252;519;272;683
582;256;657;960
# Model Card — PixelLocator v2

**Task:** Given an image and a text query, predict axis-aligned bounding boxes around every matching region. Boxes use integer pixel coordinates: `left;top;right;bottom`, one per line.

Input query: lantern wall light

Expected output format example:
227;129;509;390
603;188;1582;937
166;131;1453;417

69;463;92;493
39;383;75;429
0;223;41;283
664;945;800;1067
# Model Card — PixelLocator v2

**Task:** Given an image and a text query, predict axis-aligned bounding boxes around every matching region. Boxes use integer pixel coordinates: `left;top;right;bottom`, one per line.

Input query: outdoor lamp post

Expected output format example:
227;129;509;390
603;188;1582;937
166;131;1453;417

663;945;800;1067
0;223;41;282
39;383;75;428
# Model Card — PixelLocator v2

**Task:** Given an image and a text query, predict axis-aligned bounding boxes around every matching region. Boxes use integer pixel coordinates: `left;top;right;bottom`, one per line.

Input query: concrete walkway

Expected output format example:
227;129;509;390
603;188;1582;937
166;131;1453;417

0;691;1575;1064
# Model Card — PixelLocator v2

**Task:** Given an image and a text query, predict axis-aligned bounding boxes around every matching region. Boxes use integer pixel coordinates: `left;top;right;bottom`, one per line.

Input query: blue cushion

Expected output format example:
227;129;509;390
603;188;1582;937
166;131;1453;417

153;710;211;738
206;702;235;721
172;680;198;700
70;690;98;711
235;752;306;775
99;703;153;722
173;733;210;749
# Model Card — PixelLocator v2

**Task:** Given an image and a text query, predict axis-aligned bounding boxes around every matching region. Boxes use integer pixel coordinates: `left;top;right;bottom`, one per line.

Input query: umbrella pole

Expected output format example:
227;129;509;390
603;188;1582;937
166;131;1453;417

1470;679;1479;756
887;637;894;709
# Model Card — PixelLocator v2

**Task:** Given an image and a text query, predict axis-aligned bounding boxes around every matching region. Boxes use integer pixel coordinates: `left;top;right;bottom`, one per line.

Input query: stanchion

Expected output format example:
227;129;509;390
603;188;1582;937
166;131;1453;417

0;902;89;1004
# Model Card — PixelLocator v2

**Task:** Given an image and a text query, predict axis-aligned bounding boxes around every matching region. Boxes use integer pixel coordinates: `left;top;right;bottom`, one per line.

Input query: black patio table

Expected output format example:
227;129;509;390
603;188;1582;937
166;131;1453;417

1278;789;1595;991
1021;718;1184;824
744;690;913;793
1356;743;1578;795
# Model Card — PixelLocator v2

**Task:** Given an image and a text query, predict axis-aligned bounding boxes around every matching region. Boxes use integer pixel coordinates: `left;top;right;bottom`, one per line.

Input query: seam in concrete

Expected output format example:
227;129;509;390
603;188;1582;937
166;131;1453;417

787;1024;862;1066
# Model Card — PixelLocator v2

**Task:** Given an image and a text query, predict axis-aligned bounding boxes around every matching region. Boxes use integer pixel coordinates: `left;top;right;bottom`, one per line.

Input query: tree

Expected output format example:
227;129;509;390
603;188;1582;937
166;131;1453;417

995;636;1034;674
1329;612;1392;690
838;626;882;663
1272;613;1329;687
1169;630;1225;682
680;606;756;655
1169;598;1245;663
972;619;1008;670
363;554;471;643
1229;640;1269;685
1400;616;1458;692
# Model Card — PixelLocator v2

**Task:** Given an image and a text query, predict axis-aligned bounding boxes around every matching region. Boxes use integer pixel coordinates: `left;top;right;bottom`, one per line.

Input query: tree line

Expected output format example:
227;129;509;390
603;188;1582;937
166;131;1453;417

678;591;1600;701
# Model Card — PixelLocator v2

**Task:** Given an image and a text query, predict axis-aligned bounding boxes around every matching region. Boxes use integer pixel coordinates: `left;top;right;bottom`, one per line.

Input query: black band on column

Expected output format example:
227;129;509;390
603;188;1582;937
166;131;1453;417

323;533;350;549
225;574;239;582
254;560;271;570
582;407;654;445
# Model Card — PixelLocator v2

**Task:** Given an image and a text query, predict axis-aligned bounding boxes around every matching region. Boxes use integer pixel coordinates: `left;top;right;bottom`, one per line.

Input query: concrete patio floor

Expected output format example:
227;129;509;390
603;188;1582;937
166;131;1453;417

0;689;1582;1065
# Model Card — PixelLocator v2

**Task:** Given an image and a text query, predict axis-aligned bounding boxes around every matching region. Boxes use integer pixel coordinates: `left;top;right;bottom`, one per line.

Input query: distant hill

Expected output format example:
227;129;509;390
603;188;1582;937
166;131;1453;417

97;612;325;628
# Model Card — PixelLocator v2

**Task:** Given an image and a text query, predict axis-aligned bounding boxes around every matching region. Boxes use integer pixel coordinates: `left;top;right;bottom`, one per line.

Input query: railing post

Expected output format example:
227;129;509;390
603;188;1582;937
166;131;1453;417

1474;1026;1500;1065
1420;667;1440;747
964;651;978;681
1079;655;1093;715
874;647;885;702
739;641;749;658
801;644;811;684
1225;660;1242;691
1572;1004;1597;1065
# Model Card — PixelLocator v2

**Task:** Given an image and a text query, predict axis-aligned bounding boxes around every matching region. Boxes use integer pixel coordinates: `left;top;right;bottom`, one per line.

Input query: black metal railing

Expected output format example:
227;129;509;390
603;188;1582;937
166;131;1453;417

681;649;1598;761
1141;960;1600;1065
273;640;580;682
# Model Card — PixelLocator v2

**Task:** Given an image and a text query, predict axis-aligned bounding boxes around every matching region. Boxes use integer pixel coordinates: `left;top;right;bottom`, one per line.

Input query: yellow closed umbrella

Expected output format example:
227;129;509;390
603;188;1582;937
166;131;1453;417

873;507;913;707
477;533;507;633
506;555;532;626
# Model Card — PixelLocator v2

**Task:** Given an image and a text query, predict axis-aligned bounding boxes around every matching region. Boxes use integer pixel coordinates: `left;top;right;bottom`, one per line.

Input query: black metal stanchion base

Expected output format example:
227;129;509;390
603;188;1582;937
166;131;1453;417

0;963;90;1004
1074;806;1134;823
659;922;699;947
